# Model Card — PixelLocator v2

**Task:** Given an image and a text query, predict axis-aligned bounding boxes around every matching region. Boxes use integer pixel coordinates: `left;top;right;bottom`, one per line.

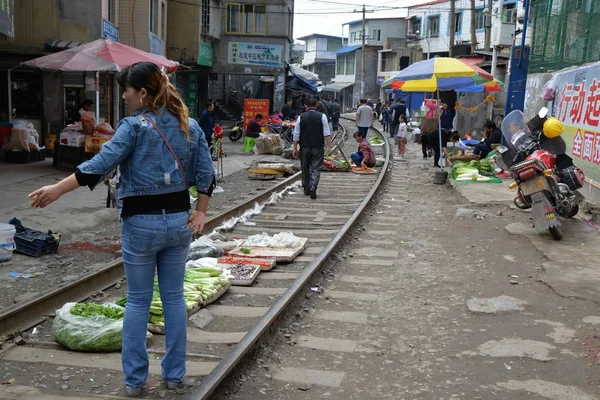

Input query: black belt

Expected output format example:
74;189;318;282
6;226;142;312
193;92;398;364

144;208;189;215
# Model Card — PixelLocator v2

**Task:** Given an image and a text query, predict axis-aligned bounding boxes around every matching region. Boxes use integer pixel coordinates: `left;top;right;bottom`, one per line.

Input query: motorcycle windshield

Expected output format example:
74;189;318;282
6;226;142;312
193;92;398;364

501;110;530;151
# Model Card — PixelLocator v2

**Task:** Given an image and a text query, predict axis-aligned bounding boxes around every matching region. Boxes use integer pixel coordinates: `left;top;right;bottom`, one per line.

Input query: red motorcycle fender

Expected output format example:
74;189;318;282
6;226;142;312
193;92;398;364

530;192;560;232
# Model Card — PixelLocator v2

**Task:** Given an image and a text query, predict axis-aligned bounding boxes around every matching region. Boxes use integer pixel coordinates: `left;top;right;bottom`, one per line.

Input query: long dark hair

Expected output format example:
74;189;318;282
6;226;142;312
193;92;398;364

118;62;190;139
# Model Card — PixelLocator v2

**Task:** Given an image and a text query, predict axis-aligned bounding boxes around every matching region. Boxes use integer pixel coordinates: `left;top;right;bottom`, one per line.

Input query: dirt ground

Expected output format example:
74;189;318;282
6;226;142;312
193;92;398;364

222;136;600;399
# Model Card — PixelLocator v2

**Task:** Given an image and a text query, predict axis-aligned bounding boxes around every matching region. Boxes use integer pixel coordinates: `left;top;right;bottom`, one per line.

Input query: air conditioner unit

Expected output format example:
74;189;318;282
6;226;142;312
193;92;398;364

491;22;515;47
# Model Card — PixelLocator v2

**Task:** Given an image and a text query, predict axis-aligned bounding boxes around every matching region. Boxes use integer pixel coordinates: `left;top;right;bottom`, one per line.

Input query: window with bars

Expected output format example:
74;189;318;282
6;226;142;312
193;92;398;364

409;18;421;35
428;16;440;37
337;55;345;75
202;0;210;34
475;9;486;30
226;3;267;35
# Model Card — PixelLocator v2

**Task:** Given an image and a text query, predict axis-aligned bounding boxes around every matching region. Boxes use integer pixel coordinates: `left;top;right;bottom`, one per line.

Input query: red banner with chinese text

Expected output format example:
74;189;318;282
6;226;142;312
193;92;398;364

552;64;600;183
243;99;269;133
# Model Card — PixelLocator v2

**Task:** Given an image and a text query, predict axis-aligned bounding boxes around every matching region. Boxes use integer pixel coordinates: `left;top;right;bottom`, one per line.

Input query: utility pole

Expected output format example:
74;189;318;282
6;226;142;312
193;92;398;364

449;0;456;57
484;0;493;51
361;4;366;99
491;0;504;78
470;0;477;54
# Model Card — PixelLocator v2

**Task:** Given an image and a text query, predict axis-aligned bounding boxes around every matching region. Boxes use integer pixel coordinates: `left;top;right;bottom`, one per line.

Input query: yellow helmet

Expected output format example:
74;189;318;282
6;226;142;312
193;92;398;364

543;117;563;138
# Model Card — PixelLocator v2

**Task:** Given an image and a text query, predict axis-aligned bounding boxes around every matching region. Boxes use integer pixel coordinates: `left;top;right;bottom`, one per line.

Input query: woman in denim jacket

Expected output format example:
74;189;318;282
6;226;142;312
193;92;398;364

29;62;215;397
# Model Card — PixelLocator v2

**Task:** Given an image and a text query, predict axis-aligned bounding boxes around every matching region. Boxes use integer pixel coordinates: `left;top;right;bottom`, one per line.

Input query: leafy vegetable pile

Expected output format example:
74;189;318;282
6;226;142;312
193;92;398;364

453;160;494;178
189;186;198;199
324;153;350;170
116;266;230;328
368;136;384;145
71;302;124;320
53;302;124;352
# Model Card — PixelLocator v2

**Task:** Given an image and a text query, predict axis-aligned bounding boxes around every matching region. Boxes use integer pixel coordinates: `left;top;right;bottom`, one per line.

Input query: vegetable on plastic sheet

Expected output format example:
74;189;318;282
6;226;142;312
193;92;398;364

53;302;125;352
244;232;302;248
188;236;224;260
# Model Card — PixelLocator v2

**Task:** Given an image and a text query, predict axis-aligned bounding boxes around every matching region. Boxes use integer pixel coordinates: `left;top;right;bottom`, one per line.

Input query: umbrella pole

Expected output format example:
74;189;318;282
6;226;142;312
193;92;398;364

437;89;444;170
107;72;111;125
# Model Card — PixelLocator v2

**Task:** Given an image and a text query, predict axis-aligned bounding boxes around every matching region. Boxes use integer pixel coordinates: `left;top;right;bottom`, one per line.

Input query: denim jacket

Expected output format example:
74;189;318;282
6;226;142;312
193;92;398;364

78;107;215;198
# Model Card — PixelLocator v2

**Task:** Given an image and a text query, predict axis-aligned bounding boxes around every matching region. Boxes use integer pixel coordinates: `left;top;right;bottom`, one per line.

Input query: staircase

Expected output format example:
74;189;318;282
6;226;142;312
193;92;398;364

208;78;243;122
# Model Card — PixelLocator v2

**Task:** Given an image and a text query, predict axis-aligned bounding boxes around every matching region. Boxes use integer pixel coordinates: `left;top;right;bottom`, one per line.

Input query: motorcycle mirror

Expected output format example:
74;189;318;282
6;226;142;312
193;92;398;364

538;107;549;118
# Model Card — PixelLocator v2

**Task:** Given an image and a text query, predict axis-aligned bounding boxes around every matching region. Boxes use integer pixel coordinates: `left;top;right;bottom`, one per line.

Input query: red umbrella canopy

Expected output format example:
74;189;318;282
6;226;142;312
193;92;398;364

21;38;178;73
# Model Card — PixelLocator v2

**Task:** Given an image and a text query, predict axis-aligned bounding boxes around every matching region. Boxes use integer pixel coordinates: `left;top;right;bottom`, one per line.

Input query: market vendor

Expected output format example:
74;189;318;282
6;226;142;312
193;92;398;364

75;99;94;121
473;120;502;158
350;132;376;168
246;114;263;139
428;129;460;168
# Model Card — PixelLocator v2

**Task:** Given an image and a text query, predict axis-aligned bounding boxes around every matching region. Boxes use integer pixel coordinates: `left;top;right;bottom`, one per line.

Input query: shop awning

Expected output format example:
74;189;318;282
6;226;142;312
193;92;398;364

22;38;178;72
44;40;86;51
321;81;354;92
332;45;362;55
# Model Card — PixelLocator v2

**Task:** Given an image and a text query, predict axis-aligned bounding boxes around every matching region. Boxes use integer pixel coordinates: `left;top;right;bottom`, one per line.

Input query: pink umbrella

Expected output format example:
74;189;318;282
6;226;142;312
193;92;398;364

21;38;178;72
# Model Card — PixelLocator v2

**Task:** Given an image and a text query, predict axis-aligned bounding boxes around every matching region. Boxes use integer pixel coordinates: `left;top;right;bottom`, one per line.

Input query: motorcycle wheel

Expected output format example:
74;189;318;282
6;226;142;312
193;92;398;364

565;204;579;218
229;130;242;142
513;196;531;210
549;225;563;241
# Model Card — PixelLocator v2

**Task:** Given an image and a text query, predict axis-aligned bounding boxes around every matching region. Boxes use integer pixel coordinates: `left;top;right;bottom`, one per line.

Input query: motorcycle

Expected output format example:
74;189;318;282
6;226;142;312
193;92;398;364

228;116;244;142
497;108;585;241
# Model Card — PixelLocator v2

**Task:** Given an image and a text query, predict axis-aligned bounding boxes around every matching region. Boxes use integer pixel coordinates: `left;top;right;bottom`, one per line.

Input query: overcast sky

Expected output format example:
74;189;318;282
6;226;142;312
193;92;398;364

293;0;433;41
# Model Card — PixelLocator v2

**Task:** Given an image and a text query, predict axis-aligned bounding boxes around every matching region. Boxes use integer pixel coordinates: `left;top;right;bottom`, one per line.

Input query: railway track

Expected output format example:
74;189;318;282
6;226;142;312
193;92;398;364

0;119;391;400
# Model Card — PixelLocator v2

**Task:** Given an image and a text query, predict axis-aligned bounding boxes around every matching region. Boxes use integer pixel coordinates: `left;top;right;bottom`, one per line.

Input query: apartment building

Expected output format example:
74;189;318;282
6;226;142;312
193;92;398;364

298;33;344;86
407;0;522;58
167;0;294;118
323;17;407;109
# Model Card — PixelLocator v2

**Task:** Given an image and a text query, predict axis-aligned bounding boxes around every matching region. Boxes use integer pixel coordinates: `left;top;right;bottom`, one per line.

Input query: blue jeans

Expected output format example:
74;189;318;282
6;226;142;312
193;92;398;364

351;152;363;167
121;211;192;389
473;142;492;158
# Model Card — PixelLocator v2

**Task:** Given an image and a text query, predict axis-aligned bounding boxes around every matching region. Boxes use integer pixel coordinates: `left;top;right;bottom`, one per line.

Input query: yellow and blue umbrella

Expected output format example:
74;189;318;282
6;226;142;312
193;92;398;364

382;57;494;92
456;78;505;93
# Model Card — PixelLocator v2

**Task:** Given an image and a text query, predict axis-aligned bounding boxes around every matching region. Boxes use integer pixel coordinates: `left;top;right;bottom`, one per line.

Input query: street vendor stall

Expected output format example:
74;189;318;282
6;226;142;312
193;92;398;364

18;38;178;171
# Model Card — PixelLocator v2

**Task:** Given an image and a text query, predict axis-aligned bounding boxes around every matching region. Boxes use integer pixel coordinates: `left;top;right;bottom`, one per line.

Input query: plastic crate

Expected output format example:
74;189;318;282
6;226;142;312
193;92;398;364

11;226;61;257
6;149;46;164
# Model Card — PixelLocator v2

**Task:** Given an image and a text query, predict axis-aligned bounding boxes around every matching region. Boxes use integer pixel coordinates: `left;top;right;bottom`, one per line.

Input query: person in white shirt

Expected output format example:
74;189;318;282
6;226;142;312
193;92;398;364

397;114;408;157
355;99;374;137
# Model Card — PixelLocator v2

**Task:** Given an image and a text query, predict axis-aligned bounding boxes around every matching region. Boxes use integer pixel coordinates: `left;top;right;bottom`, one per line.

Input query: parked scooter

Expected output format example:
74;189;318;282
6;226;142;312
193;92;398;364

497;108;585;240
229;116;244;142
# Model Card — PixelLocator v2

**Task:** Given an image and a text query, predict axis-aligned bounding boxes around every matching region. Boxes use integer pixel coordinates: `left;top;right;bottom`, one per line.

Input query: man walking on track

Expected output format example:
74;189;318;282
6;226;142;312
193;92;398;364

356;99;374;137
292;96;333;200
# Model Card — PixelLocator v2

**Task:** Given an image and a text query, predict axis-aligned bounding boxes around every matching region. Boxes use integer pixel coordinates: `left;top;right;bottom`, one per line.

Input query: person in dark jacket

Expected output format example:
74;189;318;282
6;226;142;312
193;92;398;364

198;102;215;149
473;120;502;158
329;99;341;131
292;97;333;199
281;99;295;120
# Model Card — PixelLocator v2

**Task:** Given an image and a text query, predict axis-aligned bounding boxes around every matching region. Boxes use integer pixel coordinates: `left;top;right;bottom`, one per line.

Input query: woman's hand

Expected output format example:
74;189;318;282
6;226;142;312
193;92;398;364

29;184;63;208
187;210;206;234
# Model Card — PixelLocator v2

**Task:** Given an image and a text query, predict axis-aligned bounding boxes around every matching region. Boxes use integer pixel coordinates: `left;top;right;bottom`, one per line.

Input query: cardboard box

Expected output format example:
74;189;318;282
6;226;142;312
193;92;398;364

84;136;110;153
59;131;85;147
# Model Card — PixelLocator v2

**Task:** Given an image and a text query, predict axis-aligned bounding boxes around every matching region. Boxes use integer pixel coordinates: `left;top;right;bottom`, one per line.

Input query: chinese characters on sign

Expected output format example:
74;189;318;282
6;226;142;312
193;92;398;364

228;42;283;67
552;63;600;182
198;42;213;67
0;0;14;38
243;99;270;132
102;19;119;42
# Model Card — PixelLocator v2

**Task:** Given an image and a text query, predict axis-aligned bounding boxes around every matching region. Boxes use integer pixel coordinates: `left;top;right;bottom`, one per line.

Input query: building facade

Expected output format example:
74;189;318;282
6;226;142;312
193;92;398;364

406;0;522;58
377;38;422;100
298;34;344;86
0;0;165;141
322;18;407;108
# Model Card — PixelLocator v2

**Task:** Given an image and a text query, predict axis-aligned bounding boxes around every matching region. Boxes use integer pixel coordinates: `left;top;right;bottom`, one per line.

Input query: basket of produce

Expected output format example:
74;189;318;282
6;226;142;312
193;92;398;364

218;256;276;271
222;264;261;286
323;153;351;171
53;302;125;352
368;136;384;147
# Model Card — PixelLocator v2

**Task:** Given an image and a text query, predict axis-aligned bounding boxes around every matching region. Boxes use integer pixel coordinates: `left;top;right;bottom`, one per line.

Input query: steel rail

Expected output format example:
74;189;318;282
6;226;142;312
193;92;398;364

0;126;348;337
189;122;390;399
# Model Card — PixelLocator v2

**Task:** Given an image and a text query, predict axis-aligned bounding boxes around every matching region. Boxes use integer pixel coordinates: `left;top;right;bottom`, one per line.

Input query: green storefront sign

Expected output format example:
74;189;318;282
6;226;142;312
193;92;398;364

198;42;213;67
187;73;198;117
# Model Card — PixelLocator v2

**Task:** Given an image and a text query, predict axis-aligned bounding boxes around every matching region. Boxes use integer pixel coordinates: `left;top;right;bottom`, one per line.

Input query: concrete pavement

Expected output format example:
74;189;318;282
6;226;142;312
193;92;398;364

452;177;600;304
